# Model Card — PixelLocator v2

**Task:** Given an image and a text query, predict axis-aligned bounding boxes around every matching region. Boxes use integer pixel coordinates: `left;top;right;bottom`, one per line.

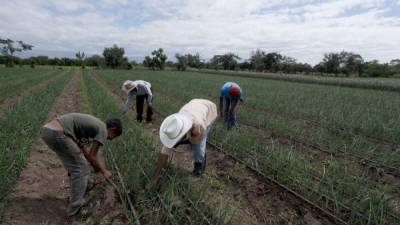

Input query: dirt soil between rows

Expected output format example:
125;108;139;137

93;74;335;225
1;73;126;225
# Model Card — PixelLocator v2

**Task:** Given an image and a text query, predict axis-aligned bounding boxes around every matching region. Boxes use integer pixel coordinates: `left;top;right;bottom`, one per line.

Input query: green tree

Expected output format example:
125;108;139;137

175;53;188;71
250;49;266;71
0;38;33;67
340;51;364;77
239;60;251;70
142;56;153;68
186;53;201;68
363;60;393;77
263;52;283;72
210;53;241;70
85;55;105;68
150;48;168;70
322;53;341;76
75;51;85;68
102;44;125;68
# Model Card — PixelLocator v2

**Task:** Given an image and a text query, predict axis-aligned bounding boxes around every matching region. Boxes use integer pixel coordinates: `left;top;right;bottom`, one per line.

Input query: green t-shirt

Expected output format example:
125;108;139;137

57;113;107;146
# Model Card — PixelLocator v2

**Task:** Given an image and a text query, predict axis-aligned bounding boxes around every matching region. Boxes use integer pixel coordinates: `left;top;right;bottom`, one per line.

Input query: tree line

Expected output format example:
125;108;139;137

1;38;399;77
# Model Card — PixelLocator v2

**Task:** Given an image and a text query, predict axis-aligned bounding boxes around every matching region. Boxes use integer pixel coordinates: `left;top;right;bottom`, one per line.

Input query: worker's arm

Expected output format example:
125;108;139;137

145;86;153;106
124;91;135;111
219;96;223;117
229;99;238;115
83;141;112;179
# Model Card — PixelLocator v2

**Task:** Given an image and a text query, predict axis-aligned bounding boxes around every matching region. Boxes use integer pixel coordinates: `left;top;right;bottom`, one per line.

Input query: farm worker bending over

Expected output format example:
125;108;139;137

40;113;122;220
219;82;243;129
122;80;153;123
156;99;217;177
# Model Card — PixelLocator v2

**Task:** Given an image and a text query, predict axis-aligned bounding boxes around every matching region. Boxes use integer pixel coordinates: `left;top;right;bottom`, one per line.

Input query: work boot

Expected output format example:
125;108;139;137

67;201;99;223
192;162;204;177
202;154;207;172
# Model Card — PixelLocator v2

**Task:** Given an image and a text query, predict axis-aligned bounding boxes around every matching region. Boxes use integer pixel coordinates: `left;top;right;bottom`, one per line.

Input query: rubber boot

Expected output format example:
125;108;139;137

202;154;207;172
192;162;203;177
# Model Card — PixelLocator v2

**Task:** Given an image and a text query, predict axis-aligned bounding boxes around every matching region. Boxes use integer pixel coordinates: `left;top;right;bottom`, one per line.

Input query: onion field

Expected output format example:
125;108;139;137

0;67;399;225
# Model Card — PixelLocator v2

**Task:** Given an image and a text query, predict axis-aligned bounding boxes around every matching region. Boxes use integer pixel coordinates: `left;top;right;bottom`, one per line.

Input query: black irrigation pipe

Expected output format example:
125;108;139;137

137;81;400;177
210;134;400;224
104;142;142;225
94;73;400;223
244;105;399;149
147;73;400;150
207;140;353;225
239;120;400;178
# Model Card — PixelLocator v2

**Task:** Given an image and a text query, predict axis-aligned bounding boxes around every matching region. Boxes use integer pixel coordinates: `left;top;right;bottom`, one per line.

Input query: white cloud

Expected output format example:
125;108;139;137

0;0;399;64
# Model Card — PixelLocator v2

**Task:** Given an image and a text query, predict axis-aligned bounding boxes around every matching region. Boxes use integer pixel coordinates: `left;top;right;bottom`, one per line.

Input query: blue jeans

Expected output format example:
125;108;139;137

41;127;89;216
188;126;210;163
223;96;237;129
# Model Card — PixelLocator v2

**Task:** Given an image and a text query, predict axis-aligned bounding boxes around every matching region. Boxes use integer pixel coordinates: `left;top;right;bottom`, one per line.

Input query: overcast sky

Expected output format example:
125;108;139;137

0;0;399;64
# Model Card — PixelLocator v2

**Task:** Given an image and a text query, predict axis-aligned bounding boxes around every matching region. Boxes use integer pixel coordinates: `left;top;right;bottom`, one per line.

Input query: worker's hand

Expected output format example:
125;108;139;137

103;170;113;180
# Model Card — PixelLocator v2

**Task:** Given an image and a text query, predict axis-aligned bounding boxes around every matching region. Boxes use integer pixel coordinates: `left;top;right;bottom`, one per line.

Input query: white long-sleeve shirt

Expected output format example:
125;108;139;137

124;80;153;110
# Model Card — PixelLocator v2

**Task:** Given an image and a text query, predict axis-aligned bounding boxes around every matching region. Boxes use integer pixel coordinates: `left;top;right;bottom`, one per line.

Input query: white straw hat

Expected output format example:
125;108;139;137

160;113;193;148
122;80;137;94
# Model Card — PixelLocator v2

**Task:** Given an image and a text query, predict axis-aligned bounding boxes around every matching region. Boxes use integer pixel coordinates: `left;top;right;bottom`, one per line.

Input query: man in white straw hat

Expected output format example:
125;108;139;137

122;80;153;123
155;99;217;177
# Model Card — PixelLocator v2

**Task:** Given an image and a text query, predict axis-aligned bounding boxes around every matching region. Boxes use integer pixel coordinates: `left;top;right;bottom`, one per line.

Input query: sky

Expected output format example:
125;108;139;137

0;0;399;65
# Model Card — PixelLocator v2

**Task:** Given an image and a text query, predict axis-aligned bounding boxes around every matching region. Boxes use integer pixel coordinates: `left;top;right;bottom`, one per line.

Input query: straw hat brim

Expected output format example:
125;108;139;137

122;81;137;94
160;113;193;148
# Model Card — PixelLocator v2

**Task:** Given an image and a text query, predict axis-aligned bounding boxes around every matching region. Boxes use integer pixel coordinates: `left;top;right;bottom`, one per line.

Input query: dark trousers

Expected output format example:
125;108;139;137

136;94;153;122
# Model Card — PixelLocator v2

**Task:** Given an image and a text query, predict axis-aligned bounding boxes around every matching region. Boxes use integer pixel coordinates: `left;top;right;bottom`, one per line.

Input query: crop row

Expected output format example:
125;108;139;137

95;70;399;172
95;70;399;225
97;70;400;174
82;73;236;225
0;72;70;210
192;69;400;93
140;69;400;142
0;68;61;103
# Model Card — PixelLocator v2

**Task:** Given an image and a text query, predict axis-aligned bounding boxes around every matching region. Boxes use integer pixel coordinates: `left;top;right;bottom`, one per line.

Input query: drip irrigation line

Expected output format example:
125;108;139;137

245;105;399;148
106;144;142;225
207;140;351;225
93;74;400;223
239;121;400;177
210;133;400;224
146;75;399;149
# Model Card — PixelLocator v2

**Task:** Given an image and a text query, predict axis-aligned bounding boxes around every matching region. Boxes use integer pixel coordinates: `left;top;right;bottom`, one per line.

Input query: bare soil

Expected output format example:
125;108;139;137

1;73;127;225
93;74;335;225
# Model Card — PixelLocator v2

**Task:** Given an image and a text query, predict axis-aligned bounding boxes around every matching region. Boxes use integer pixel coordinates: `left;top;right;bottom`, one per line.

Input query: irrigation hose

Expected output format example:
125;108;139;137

207;140;350;225
106;145;142;225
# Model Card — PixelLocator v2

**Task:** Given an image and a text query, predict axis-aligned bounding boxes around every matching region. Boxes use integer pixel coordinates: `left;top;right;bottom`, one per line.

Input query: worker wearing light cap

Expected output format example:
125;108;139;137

122;80;153;123
155;99;217;177
219;82;243;129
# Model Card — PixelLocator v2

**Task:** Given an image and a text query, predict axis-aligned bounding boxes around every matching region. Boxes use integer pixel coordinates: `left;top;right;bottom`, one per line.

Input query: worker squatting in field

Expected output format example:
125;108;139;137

40;113;122;221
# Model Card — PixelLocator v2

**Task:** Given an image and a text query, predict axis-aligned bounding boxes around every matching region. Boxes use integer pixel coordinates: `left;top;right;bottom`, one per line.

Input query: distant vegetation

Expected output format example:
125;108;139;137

1;37;399;77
